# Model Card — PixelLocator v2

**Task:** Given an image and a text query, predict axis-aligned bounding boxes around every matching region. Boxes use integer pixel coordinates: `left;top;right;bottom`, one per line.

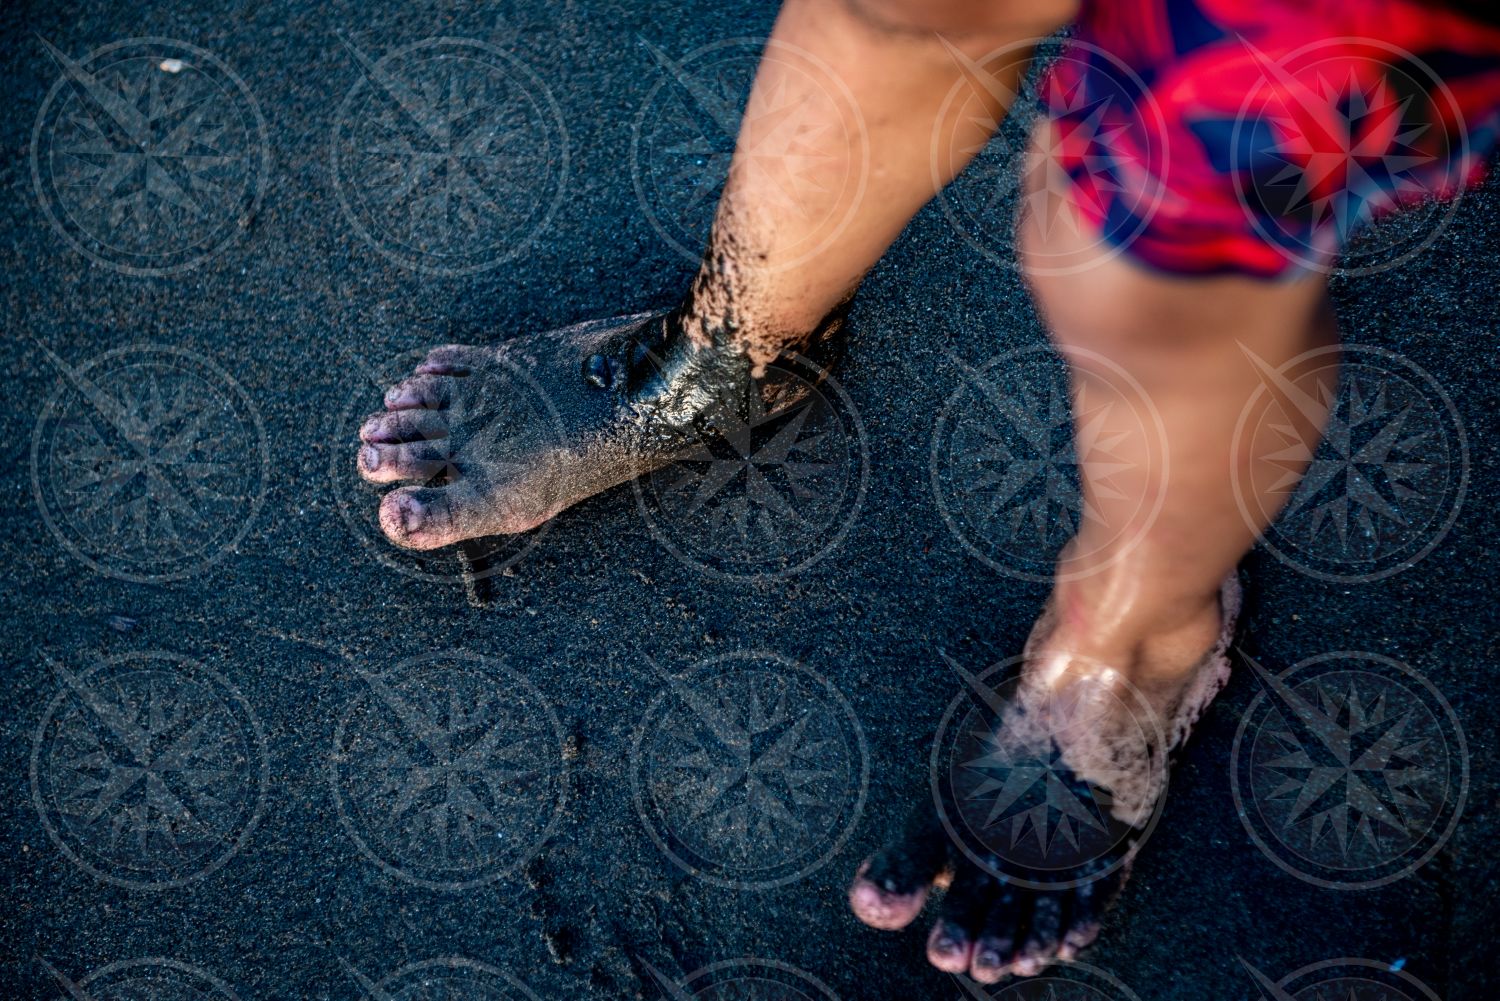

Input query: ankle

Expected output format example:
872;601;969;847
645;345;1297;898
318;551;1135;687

1043;574;1222;684
670;257;855;375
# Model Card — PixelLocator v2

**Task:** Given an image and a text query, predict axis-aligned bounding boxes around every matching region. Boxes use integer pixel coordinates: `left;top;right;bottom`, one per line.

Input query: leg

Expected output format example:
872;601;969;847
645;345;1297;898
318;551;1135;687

848;137;1340;982
358;0;1075;550
1024;201;1337;688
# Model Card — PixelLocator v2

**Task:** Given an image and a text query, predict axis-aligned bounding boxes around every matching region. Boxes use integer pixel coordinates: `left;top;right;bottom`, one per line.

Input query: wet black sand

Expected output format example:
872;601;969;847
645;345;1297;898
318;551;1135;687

3;1;1499;998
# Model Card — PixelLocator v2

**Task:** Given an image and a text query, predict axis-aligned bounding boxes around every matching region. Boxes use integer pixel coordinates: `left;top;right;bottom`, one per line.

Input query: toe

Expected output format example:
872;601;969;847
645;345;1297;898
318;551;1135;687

969;885;1024;984
1012;893;1063;977
385;374;455;410
926;921;975;974
378;478;548;548
359;408;448;444
925;864;995;974
1058;870;1120;961
417;344;490;375
848;862;929;931
378;484;477;550
359;441;454;483
849;806;950;931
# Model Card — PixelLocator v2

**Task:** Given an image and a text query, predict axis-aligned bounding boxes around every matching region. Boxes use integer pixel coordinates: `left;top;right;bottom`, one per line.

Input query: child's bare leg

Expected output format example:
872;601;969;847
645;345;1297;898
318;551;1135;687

357;0;1073;549
848;157;1338;980
1028;216;1337;684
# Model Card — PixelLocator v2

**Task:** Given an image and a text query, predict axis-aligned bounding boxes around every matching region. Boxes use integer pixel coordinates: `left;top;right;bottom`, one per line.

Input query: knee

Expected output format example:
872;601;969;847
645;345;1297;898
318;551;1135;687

1024;253;1330;394
842;0;1077;36
1027;266;1200;367
1018;212;1241;367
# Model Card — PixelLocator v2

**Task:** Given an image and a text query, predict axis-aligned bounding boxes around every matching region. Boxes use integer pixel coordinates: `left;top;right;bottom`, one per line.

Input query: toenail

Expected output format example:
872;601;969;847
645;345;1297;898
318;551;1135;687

362;445;380;470
978;949;1001;967
400;499;425;533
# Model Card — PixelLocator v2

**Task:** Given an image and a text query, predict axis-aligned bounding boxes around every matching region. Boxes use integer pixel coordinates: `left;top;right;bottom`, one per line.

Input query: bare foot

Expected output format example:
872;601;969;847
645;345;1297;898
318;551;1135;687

356;312;795;550
849;576;1241;982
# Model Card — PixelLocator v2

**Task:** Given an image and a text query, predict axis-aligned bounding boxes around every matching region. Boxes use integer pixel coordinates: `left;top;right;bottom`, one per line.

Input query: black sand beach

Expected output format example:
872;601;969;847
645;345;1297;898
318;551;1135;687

3;2;1498;998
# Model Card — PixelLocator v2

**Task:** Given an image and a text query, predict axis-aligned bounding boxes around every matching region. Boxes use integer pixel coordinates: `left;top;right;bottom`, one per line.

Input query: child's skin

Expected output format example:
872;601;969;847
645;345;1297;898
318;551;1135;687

356;0;1338;981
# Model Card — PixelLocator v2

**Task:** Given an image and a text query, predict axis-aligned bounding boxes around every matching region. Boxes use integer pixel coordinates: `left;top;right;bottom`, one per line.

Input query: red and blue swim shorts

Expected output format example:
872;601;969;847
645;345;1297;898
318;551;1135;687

1041;0;1500;277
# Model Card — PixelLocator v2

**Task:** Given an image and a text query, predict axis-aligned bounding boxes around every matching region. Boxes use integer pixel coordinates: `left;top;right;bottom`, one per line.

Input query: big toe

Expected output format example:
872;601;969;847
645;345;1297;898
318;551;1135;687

379;476;551;548
849;808;950;931
848;862;928;931
379;484;480;550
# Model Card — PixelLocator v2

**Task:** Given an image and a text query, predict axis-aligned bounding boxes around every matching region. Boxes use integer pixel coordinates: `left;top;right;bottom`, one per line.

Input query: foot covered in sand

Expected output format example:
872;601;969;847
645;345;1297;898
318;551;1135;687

357;311;811;549
848;577;1241;982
